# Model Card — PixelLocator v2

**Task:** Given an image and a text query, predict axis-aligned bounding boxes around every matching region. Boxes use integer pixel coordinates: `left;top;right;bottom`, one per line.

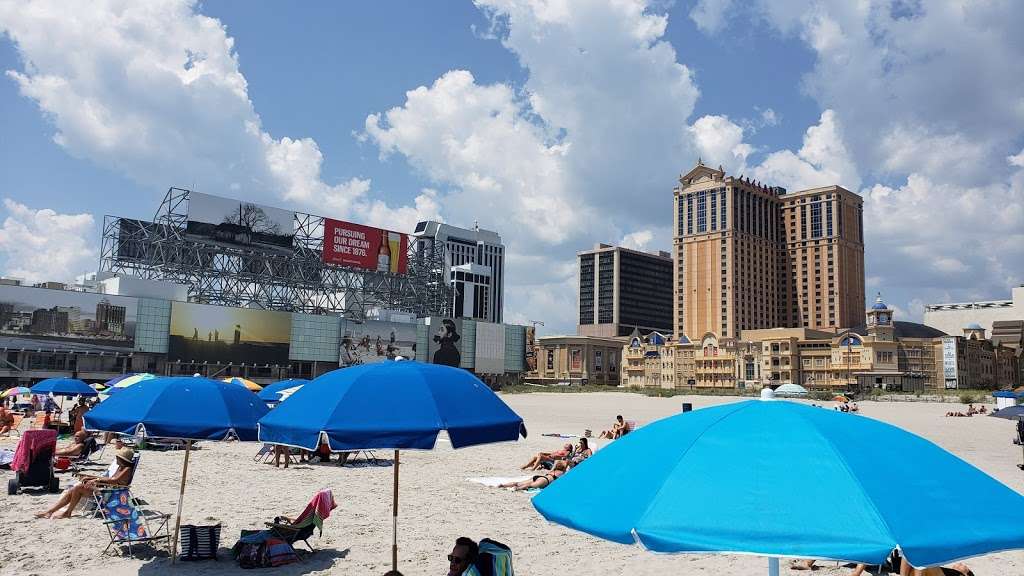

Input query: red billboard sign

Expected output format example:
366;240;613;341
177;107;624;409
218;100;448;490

323;219;408;274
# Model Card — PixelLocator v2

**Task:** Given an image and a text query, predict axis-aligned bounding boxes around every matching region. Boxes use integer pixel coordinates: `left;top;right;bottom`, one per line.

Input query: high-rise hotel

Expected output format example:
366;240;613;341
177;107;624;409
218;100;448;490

674;161;865;339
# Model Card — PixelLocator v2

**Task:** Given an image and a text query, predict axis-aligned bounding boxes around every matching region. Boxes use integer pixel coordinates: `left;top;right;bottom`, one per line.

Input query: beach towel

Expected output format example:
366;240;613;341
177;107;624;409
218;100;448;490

467;477;530;488
11;428;56;473
0;448;13;467
476;538;514;576
291;489;334;535
541;433;576;438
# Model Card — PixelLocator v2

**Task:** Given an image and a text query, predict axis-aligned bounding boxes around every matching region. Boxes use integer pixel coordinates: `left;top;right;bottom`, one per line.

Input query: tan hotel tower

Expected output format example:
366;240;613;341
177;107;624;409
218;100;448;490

674;161;864;339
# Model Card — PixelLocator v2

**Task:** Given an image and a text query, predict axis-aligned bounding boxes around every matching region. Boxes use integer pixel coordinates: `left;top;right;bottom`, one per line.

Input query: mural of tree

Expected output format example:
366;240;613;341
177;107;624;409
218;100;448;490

222;203;282;235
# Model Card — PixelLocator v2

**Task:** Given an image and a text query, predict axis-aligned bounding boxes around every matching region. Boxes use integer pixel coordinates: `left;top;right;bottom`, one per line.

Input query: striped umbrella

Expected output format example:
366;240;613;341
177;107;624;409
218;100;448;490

223;377;263;392
105;373;157;395
2;386;31;398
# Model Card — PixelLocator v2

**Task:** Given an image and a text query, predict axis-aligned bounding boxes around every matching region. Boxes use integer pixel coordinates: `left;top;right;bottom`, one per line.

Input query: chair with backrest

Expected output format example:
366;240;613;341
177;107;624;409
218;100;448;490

30;412;49;429
1;413;24;437
95;485;172;557
266;489;335;554
7;428;59;495
474;538;514;576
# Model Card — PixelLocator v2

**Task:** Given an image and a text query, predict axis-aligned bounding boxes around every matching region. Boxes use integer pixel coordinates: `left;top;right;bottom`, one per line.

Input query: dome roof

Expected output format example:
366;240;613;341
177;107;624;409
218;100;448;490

870;293;888;310
966;322;983;330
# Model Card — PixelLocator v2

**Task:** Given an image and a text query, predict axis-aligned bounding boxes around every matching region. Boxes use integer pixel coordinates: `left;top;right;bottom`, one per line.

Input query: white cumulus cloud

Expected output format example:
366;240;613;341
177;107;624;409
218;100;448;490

0;200;97;284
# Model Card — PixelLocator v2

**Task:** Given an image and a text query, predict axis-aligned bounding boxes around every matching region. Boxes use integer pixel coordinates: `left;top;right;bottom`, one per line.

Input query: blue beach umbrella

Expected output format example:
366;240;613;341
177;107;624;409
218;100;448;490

259;361;525;572
257;378;310;402
85;376;268;562
31;377;97;397
990;405;1024;420
533;399;1024;572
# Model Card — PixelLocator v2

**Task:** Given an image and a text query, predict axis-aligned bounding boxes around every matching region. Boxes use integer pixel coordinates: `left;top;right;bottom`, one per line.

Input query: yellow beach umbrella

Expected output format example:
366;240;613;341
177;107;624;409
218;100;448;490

223;377;263;391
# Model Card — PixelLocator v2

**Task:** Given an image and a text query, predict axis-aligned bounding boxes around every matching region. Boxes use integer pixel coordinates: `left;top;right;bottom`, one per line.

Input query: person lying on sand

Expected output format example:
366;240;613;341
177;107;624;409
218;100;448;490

34;447;135;519
499;469;564;491
598;415;627;439
520;443;573;471
54;430;89;457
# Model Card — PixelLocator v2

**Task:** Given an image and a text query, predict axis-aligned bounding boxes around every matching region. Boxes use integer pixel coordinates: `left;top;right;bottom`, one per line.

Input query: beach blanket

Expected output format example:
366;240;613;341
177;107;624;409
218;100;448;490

0;448;13;467
12;428;56;473
467;476;530;488
541;433;576;438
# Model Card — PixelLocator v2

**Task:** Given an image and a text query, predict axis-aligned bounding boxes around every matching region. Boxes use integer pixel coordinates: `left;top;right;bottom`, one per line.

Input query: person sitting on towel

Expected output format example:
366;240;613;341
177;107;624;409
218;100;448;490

447;536;481;576
598;415;627;439
519;443;572;471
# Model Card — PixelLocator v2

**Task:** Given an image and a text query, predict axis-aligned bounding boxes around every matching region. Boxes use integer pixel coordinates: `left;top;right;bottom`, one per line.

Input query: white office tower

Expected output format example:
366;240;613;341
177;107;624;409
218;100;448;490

413;221;504;323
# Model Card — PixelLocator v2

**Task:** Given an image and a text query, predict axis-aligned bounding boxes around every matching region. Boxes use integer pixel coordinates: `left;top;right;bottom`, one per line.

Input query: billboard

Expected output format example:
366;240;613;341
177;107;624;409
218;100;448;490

427;317;463;368
323;218;408;274
186;191;295;249
340;320;417;366
941;336;959;389
474;322;506;374
525;326;537;372
0;285;138;348
168;301;291;364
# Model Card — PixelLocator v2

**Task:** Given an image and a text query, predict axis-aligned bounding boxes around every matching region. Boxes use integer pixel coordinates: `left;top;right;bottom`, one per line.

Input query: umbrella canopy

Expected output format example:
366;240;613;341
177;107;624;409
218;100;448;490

90;383;107;391
532;399;1024;569
85;376;269;563
258;361;524;572
990;405;1024;420
257;378;309;402
86;376;267;440
104;373;157;395
773;383;808;396
31;377;97;397
259;361;524;450
2;386;32;398
224;376;263;391
832;395;850;403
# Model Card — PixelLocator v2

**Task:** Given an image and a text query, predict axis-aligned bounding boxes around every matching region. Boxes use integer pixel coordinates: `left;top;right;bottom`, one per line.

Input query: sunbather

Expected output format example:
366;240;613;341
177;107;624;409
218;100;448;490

897;558;973;576
34;447;135;519
552;438;592;471
0;406;15;435
599;415;627;439
519;443;573;471
499;469;565;491
54;430;89;457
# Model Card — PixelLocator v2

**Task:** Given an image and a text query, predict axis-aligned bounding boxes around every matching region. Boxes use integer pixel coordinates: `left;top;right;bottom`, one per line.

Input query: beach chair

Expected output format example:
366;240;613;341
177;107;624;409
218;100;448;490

7;429;59;495
254;443;274;463
1;413;24;437
84;453;143;516
30;412;49;429
474;538;514;576
95;486;172;557
265;489;336;554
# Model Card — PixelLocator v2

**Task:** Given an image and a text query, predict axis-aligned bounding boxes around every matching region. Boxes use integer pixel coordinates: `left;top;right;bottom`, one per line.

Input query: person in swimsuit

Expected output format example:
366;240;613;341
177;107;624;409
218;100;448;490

499;469;564;491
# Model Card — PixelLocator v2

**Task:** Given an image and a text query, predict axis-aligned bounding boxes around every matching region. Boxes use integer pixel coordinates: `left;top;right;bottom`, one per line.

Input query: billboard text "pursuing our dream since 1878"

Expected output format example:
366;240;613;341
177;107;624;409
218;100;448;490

322;218;408;274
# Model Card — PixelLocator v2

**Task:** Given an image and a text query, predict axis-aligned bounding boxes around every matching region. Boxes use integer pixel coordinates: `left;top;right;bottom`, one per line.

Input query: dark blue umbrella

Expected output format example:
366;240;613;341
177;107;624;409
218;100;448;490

257;378;310;402
533;399;1024;572
31;377;98;397
990;405;1024;420
258;361;524;572
85;376;269;562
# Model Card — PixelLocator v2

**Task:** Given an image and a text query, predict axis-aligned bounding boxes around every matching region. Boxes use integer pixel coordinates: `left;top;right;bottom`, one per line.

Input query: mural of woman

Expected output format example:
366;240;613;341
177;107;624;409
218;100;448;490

432;318;461;367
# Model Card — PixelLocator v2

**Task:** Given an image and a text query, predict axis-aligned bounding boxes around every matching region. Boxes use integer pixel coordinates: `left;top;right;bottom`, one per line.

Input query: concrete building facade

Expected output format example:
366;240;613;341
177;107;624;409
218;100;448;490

673;161;865;340
577;244;674;337
526;335;626;386
414;221;505;323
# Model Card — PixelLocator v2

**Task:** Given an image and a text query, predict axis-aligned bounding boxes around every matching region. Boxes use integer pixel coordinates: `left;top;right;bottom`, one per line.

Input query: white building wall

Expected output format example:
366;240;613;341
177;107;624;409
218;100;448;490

923;286;1024;336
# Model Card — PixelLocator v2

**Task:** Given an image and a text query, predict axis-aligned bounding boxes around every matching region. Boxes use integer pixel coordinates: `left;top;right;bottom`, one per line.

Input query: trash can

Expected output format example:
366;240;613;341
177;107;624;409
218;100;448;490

681;403;692;413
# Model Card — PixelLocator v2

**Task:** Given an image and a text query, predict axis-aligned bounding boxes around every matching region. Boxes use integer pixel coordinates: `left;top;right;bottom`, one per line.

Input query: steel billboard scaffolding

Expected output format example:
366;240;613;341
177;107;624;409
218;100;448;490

99;187;451;320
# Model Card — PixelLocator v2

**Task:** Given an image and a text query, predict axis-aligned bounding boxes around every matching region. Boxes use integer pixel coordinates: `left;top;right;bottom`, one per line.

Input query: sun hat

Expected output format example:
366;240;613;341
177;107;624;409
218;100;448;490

115;447;135;465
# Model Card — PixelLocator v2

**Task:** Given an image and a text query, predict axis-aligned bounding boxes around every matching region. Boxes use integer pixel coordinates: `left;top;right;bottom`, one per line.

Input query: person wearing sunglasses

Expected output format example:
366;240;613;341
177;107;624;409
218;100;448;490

447;536;480;576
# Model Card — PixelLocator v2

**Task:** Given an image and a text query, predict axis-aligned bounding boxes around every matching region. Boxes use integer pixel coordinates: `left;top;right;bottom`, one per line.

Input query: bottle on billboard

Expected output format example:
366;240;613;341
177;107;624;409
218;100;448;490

377;229;390;272
388;232;402;273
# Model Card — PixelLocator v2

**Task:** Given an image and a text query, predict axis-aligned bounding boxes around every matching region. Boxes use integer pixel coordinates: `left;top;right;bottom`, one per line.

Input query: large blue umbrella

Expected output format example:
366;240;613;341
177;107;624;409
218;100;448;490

257;378;310;402
259;361;524;572
85;376;268;562
533;399;1024;572
990;405;1024;420
31;377;98;397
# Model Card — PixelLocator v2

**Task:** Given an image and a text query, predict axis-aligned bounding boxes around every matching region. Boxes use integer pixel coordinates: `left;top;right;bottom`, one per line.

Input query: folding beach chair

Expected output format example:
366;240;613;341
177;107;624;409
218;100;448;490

1;413;24;437
95;486;172;557
254;443;274;463
259;489;335;556
30;412;49;429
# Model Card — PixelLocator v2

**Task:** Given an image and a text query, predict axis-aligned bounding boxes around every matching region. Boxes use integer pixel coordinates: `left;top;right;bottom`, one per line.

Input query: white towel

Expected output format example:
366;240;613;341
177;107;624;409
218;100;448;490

467;476;530;488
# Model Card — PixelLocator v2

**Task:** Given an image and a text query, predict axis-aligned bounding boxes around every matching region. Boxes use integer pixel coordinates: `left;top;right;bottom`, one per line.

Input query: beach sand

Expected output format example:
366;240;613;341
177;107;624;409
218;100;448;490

2;393;1022;576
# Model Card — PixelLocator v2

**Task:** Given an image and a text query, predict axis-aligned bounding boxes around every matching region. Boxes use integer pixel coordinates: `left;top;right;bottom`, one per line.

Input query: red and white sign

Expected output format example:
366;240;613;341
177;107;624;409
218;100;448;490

323;219;408;274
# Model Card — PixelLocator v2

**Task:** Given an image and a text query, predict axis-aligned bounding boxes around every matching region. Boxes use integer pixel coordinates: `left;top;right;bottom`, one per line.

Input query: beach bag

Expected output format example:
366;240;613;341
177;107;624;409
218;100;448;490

179;524;221;561
235;541;268;569
265;538;299;566
54;457;71;470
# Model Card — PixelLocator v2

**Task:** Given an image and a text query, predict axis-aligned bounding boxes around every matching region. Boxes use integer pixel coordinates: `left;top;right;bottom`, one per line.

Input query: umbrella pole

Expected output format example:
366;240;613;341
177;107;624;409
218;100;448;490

392;449;400;573
768;557;779;576
171;440;192;563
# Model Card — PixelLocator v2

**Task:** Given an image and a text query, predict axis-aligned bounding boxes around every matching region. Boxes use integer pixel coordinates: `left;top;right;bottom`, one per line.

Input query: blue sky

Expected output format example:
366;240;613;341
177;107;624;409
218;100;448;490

1;0;1022;335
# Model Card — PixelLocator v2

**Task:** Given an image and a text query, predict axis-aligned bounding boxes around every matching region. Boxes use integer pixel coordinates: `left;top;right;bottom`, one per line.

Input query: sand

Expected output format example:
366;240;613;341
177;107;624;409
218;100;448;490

2;393;1023;576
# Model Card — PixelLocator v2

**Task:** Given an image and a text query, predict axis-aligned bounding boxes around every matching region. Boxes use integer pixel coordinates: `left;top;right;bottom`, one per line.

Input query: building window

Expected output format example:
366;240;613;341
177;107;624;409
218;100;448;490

720;188;727;230
697;191;707;233
826;201;833;237
710;190;717;231
546;350;554;371
811;201;822;238
687;194;694;235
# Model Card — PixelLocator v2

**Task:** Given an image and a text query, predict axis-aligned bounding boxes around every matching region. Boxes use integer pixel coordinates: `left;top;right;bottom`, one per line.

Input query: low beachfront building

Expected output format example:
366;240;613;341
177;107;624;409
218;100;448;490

620;294;1020;392
526;335;626;386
